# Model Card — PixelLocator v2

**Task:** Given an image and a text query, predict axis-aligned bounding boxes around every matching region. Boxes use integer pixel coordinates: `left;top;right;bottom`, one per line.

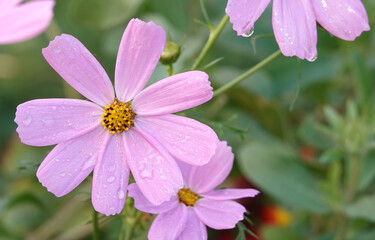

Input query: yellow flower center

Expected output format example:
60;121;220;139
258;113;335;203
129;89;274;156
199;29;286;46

178;188;199;207
101;99;136;134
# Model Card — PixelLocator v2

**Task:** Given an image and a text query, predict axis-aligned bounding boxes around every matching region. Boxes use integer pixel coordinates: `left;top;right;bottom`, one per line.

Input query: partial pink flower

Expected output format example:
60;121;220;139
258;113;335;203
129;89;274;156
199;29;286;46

0;0;55;44
14;18;218;215
226;0;370;61
128;141;259;240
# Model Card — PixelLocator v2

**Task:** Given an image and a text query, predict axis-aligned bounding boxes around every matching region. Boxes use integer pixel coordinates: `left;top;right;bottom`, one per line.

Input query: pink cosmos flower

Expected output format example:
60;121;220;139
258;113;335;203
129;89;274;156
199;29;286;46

0;0;55;44
128;141;259;240
14;18;218;215
226;0;370;61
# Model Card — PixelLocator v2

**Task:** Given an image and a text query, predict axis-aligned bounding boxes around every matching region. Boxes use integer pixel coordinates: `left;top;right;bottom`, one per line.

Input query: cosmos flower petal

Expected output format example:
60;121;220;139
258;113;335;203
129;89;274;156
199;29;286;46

0;0;22;14
226;0;271;36
187;141;234;193
15;99;103;147
148;204;188;240
115;18;166;102
36;126;107;197
179;208;208;240
132;71;212;116
312;0;370;41
0;0;54;44
201;188;260;200
272;0;317;61
123;128;183;205
194;198;246;230
42;34;115;106
128;183;178;214
92;134;130;216
135;114;218;166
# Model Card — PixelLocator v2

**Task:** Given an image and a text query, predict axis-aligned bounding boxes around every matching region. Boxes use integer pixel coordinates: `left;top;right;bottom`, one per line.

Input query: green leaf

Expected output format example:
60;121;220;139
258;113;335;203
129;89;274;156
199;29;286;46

350;230;375;240
298;117;333;150
236;222;258;240
261;226;304;240
238;141;331;213
323;106;344;130
319;148;343;164
345;193;375;222
71;0;144;30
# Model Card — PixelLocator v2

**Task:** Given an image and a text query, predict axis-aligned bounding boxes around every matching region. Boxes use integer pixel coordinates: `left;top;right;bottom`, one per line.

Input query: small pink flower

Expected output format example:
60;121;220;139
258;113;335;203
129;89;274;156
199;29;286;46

128;141;259;240
226;0;370;61
0;0;55;44
14;19;218;215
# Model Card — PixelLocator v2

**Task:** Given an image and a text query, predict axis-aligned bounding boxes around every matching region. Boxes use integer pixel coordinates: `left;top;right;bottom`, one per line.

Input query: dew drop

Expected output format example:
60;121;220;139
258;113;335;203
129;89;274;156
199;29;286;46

53;46;61;54
107;176;115;183
118;190;125;199
311;55;318;62
140;169;153;179
60;172;66;177
22;117;32;126
241;28;254;38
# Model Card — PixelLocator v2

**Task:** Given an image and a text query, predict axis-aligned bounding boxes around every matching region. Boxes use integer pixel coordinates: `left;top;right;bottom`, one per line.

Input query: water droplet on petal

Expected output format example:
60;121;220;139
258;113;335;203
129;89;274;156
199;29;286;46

60;172;66;177
140;169;153;179
241;28;254;38
51;106;57;111
311;55;318;62
23;117;32;126
53;46;61;53
118;190;125;199
107;176;115;183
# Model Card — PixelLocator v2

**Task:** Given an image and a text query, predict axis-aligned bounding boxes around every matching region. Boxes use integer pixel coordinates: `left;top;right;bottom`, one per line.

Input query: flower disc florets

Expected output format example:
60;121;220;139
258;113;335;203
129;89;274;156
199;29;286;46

178;188;199;207
101;99;136;134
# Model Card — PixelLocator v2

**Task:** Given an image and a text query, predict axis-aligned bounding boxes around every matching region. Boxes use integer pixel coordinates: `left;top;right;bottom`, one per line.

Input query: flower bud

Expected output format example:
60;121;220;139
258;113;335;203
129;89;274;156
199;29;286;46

160;41;180;65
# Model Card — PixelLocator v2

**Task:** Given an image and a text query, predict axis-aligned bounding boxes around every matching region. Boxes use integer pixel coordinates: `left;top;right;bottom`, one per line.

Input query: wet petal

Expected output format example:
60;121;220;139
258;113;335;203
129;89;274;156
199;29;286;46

123;129;183;205
132;71;212;116
312;0;370;41
0;0;54;44
194;198;246;229
135;114;217;166
92;134;129;216
187;141;234;194
226;0;271;36
201;188;260;200
148;204;188;240
272;0;317;61
179;208;207;240
42;34;114;106
15;99;103;146
115;18;166;102
36;126;107;197
128;183;178;214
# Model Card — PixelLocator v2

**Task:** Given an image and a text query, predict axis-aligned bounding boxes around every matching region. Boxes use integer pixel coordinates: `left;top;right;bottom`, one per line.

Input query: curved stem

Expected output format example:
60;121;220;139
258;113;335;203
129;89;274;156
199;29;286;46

191;14;229;70
213;50;282;98
92;209;99;240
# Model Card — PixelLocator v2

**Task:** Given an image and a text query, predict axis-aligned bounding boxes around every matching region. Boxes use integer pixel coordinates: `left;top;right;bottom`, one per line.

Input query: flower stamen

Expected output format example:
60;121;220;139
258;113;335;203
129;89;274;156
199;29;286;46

178;188;199;207
101;99;136;134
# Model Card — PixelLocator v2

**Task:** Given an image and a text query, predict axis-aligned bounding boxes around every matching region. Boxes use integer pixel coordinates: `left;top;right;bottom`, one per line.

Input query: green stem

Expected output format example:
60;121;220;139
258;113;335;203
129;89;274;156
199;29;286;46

166;64;173;76
92;210;99;240
191;14;229;70
333;214;348;240
213;50;282;98
124;211;143;240
346;153;361;202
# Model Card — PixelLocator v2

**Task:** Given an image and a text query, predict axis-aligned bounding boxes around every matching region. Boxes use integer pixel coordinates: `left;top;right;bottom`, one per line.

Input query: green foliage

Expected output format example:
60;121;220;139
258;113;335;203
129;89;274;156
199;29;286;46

238;140;331;213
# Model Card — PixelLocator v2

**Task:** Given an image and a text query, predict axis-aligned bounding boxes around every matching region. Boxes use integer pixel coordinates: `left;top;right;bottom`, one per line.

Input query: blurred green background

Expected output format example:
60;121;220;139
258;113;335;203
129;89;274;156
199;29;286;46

0;0;374;239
